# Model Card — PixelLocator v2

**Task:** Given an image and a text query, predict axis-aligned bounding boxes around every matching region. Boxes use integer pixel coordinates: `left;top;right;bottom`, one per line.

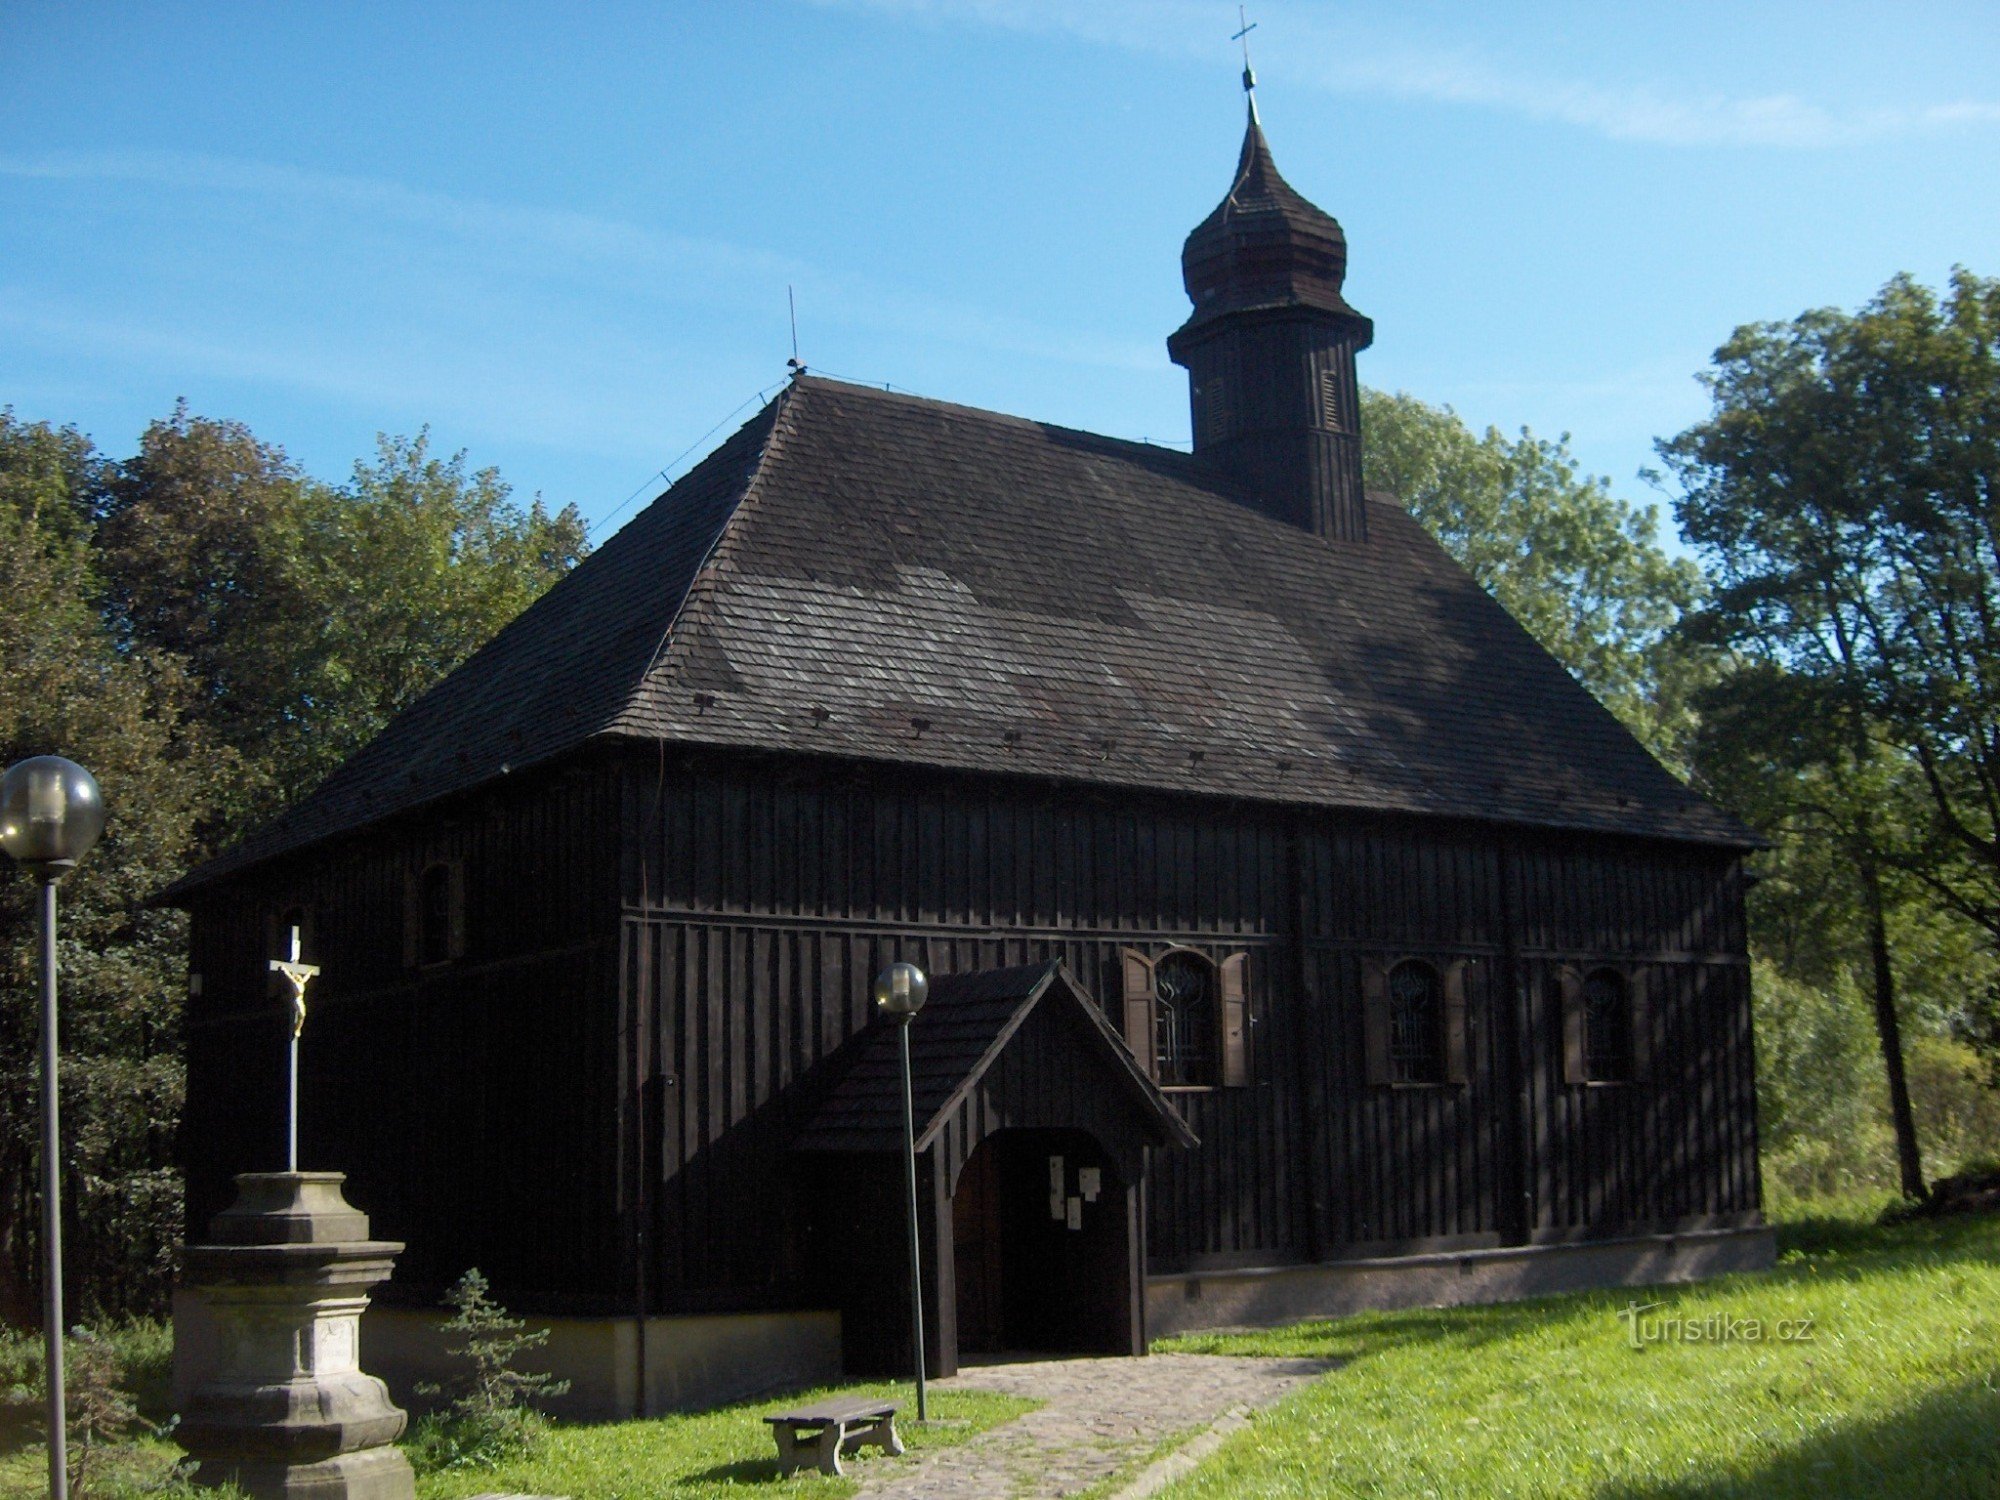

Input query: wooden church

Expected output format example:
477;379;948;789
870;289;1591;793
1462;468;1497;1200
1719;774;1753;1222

168;104;1769;1415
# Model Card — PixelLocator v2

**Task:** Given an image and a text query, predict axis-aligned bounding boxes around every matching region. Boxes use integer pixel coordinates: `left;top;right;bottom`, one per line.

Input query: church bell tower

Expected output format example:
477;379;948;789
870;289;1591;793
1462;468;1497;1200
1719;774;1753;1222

1168;101;1373;542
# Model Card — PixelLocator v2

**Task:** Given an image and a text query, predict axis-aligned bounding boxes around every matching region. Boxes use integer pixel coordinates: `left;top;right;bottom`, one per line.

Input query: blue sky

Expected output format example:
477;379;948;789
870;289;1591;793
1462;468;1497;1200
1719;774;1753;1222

4;1;1997;541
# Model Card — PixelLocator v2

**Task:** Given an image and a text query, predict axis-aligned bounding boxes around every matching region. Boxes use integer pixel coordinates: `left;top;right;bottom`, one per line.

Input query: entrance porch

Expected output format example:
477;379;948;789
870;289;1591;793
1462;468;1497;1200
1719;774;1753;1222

794;961;1195;1377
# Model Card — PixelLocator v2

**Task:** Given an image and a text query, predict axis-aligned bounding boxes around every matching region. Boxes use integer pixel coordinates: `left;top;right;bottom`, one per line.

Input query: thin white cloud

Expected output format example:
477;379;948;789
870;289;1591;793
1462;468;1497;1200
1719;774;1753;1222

0;148;1154;372
821;0;2000;148
0;285;688;457
0;148;802;286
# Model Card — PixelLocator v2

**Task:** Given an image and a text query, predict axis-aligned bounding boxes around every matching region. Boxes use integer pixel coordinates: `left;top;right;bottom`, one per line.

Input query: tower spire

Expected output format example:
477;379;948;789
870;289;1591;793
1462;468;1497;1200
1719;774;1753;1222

1233;6;1260;124
1167;107;1374;542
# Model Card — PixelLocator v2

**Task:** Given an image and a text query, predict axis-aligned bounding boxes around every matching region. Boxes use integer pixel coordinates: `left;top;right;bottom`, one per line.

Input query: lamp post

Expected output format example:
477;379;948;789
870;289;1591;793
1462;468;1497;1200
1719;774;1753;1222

873;961;930;1422
1;755;108;1500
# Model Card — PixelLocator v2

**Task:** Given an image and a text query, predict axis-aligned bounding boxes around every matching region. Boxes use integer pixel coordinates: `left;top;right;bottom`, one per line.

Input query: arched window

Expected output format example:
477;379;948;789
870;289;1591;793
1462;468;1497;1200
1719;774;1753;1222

1561;964;1648;1085
1387;960;1446;1085
1364;957;1469;1087
1583;968;1633;1083
405;858;465;968
1118;948;1251;1088
1154;950;1217;1087
420;863;453;965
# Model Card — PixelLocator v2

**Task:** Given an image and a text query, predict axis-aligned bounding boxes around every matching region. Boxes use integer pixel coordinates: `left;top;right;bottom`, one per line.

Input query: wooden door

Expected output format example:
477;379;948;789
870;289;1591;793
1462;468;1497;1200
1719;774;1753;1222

952;1141;1005;1354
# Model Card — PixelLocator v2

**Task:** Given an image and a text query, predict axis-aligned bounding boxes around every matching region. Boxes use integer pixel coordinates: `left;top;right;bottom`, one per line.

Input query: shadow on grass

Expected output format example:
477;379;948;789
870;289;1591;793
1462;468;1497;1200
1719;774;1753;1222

1597;1376;2000;1499
1772;1209;2000;1286
678;1456;788;1486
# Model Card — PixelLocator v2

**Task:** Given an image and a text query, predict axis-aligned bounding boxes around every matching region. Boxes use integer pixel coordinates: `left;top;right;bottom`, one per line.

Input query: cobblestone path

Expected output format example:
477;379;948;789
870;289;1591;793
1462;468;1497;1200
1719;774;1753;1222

851;1352;1337;1499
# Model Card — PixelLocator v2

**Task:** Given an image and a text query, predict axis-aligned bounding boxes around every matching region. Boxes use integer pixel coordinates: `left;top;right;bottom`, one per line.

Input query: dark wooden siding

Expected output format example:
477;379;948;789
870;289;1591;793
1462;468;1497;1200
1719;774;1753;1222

181;742;1758;1319
1510;838;1759;1235
181;757;628;1313
621;748;1758;1306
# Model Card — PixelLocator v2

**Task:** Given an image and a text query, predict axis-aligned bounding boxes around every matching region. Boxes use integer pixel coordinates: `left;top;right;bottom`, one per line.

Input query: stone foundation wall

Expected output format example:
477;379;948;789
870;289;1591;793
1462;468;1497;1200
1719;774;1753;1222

176;1300;843;1423
1147;1226;1777;1337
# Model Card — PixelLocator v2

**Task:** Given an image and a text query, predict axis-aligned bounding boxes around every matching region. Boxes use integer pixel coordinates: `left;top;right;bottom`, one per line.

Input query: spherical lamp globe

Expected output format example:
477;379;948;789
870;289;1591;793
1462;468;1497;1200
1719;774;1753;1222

873;961;929;1018
0;757;107;874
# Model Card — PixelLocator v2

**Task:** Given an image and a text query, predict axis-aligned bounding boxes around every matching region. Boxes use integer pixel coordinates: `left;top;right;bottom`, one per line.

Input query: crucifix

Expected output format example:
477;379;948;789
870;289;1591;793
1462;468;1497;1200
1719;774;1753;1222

1233;5;1259;117
268;926;319;1174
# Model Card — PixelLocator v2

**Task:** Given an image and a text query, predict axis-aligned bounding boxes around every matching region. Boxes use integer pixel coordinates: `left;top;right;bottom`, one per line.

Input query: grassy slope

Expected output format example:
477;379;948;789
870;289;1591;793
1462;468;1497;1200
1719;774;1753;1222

1155;1208;2000;1499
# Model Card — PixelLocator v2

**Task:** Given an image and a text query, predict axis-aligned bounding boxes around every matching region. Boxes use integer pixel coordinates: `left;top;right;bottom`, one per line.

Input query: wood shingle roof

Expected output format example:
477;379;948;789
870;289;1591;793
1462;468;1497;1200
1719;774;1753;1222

167;372;1750;896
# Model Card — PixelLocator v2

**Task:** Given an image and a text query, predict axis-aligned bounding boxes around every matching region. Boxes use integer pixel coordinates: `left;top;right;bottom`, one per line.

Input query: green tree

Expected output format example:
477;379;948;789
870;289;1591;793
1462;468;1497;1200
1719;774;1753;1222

1666;270;2000;941
1663;268;2000;1199
98;413;587;822
279;431;587;802
1687;660;1939;1197
0;411;234;1323
94;404;324;827
409;1268;568;1471
3;404;585;1323
1362;389;1706;767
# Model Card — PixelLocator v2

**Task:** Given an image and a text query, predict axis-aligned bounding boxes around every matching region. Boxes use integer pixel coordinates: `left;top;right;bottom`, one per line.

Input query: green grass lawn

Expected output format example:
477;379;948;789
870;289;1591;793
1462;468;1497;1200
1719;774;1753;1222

6;1202;1997;1499
0;1379;1028;1500
412;1383;1033;1500
1154;1204;2000;1499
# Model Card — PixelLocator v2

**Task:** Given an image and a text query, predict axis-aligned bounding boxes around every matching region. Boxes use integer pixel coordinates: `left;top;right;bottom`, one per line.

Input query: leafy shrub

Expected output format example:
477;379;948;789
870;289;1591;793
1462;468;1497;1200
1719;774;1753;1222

1905;1033;2000;1179
0;1320;199;1499
1754;959;2000;1211
406;1269;568;1473
64;1325;140;1496
0;1319;174;1450
1753;962;1899;1206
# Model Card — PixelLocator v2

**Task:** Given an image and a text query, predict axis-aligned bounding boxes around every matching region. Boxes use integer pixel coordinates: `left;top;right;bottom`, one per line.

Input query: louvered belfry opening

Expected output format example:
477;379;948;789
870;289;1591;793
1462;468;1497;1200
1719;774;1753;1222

1168;107;1374;542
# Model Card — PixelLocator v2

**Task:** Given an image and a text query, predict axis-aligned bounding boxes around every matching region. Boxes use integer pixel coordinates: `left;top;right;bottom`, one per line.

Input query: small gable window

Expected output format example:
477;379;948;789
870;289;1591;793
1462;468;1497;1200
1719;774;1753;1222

1561;965;1649;1085
1119;947;1250;1088
1363;956;1470;1087
404;858;466;968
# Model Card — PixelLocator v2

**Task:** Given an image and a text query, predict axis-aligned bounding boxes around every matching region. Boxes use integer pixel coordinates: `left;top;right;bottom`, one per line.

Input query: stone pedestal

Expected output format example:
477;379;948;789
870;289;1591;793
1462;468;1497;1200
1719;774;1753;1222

177;1172;415;1499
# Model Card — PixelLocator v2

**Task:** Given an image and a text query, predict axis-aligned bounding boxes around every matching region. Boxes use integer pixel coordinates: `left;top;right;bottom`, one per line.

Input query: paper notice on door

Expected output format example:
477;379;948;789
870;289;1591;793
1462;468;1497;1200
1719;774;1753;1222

1049;1155;1065;1219
1079;1167;1101;1202
1066;1196;1083;1231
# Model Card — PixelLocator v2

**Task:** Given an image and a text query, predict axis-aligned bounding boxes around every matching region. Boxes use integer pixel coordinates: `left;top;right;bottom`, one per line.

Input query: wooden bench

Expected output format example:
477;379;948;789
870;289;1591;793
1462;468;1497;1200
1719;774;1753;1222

764;1397;904;1476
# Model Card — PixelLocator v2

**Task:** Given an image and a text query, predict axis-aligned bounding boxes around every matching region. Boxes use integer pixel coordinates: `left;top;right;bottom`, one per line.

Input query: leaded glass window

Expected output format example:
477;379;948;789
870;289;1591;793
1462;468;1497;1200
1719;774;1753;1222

1389;961;1445;1084
1584;969;1633;1082
1155;951;1217;1087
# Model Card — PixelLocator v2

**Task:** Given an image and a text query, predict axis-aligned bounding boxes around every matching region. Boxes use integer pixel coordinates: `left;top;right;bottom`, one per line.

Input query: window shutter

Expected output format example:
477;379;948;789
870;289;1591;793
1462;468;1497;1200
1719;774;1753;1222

1362;958;1391;1085
1559;966;1587;1085
1120;949;1156;1078
1220;953;1250;1087
402;871;421;968
446;859;468;960
1629;967;1652;1082
1444;960;1471;1086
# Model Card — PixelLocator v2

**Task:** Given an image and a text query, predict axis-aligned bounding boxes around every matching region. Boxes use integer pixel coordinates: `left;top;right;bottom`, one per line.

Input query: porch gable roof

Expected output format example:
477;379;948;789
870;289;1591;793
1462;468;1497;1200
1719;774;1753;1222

793;960;1197;1156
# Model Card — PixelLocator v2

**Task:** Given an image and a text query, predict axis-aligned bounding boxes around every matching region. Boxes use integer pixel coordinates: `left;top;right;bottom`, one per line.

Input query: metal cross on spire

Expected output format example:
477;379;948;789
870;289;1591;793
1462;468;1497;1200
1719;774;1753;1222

1233;5;1260;122
268;925;320;1173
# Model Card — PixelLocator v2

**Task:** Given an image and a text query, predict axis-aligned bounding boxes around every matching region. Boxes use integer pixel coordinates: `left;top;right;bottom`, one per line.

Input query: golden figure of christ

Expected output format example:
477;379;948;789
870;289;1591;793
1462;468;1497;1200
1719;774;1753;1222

269;927;319;1039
